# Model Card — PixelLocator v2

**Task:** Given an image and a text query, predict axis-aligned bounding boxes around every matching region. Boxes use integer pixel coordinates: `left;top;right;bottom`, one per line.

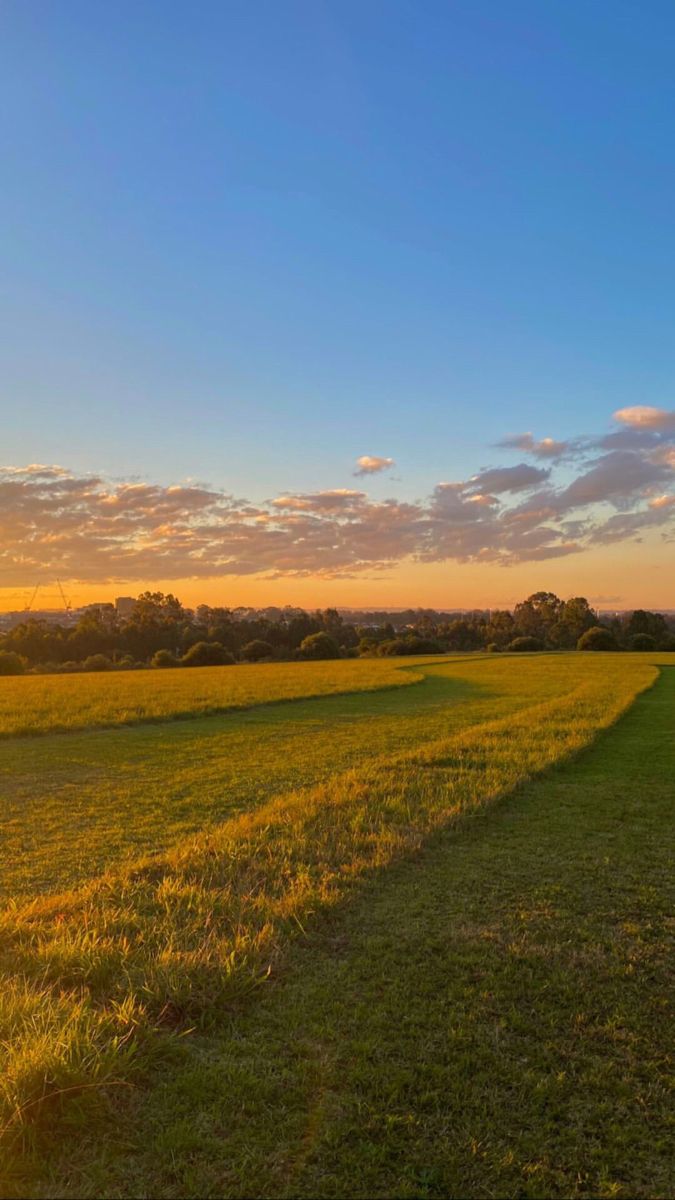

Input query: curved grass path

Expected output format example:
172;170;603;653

0;657;434;740
8;660;671;1198
2;656;581;897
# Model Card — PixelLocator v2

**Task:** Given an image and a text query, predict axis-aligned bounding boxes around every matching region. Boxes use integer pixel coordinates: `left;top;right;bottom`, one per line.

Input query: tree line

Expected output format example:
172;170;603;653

0;590;673;674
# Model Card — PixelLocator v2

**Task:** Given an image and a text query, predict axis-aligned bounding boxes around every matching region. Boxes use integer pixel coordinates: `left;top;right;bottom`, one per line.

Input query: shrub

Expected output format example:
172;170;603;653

508;636;545;652
405;636;443;655
180;641;234;668
82;654;112;672
299;632;341;660
152;649;178;669
660;634;675;651
486;643;500;653
377;639;409;656
0;650;27;676
629;633;656;651
241;639;274;662
378;636;442;657
577;626;618;651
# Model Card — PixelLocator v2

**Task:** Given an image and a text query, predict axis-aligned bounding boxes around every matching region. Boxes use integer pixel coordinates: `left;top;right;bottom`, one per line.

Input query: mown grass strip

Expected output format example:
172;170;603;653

0;658;429;739
0;657;655;1188
174;663;669;1200
0;656;581;899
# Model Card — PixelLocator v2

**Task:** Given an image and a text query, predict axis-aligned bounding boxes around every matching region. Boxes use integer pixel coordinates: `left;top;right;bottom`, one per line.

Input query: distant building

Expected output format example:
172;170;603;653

115;596;136;618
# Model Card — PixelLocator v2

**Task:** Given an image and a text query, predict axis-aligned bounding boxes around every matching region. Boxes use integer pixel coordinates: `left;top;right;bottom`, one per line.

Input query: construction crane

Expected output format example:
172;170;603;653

24;584;40;612
56;579;72;616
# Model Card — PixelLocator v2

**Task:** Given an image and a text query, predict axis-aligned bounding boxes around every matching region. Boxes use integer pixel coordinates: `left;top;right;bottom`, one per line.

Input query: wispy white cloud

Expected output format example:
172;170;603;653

354;455;395;476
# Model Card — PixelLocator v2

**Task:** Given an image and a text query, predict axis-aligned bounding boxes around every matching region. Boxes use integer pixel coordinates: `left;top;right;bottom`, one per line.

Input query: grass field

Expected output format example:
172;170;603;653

0;657;426;739
1;652;672;1197
2;656;595;898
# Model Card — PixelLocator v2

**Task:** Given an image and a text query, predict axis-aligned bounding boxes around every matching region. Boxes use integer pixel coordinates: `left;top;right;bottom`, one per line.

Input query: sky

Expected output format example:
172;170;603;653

1;0;675;611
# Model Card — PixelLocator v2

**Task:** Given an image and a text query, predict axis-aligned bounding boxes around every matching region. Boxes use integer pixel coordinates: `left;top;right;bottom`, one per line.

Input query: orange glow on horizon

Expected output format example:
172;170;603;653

1;539;673;613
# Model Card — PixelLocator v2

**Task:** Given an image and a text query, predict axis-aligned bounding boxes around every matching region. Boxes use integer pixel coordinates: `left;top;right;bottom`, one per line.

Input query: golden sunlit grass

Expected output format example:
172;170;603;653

0;655;429;738
0;651;662;1195
2;656;586;898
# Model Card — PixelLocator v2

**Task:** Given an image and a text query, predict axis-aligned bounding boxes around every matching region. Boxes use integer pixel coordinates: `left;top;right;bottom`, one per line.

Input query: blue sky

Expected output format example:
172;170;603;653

2;1;675;607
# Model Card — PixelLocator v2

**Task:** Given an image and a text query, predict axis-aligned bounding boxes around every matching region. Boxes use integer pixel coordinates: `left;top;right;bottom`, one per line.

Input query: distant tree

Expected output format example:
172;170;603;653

405;635;443;655
123;592;189;660
194;604;239;652
628;633;656;652
2;618;67;665
413;614;438;637
625;610;668;644
336;623;359;650
180;641;234;667
287;614;321;649
577;626;617;651
484;610;515;647
68;606;119;661
377;638;409;656
316;607;343;633
299;632;341;660
241;639;274;662
507;636;545;652
152;649;178;668
0;650;27;675
514;592;562;641
550;597;597;648
440;619;483;651
131;591;187;623
82;653;112;671
378;635;441;656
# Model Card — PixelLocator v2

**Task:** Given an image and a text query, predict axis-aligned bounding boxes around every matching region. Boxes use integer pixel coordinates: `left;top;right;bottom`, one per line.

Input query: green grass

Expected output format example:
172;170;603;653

2;655;593;898
0;656;430;738
1;652;669;1196
73;662;671;1200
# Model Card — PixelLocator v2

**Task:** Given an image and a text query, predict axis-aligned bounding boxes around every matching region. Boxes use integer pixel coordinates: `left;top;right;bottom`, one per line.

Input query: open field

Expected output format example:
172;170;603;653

2;655;600;898
1;653;673;1197
0;656;428;739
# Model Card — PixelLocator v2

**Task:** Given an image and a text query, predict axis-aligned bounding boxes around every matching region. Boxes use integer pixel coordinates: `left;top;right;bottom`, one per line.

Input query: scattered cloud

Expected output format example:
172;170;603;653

467;463;550;494
354;455;395;476
271;489;366;512
613;406;675;430
2;407;674;585
554;450;670;511
498;432;572;460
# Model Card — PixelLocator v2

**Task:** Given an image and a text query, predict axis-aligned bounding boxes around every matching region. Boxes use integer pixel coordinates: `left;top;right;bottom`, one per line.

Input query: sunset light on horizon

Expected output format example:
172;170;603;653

2;401;674;612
